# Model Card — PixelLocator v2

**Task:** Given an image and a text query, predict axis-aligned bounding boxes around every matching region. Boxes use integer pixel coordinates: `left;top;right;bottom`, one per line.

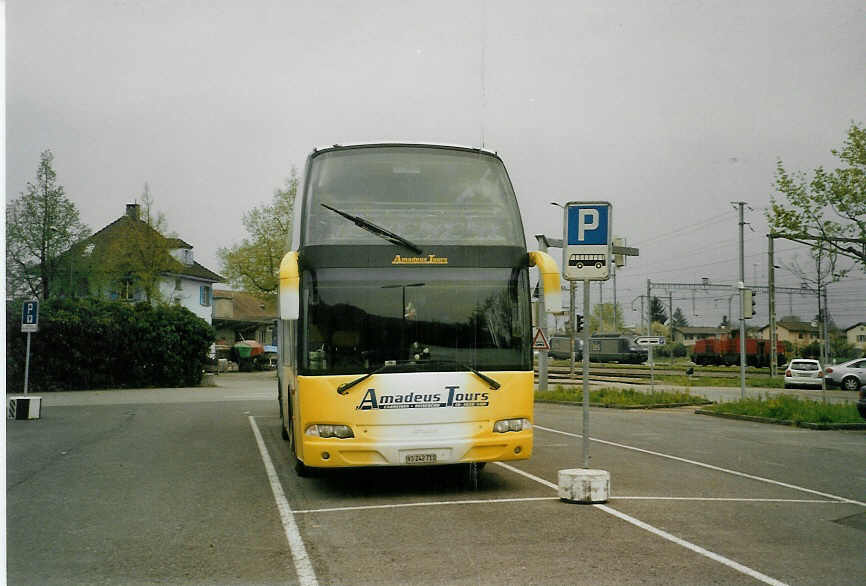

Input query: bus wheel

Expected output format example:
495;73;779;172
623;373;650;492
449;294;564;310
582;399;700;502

278;384;290;440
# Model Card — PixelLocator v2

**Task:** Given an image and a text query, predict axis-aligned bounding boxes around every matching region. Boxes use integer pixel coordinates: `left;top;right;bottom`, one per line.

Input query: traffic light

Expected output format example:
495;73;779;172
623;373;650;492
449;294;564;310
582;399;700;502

743;289;757;319
575;314;584;332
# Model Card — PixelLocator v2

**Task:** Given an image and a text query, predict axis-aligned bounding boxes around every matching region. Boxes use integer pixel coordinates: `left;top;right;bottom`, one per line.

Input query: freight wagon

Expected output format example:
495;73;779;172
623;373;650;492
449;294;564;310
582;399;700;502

691;336;785;367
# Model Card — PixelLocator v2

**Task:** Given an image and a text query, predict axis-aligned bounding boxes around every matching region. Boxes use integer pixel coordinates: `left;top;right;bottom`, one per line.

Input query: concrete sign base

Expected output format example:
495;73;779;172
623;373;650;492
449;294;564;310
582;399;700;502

558;468;610;503
8;396;42;420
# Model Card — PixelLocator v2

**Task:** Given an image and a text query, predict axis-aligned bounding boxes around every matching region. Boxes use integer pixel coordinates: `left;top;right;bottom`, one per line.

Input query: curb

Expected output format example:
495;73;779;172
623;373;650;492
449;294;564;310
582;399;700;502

536;399;713;410
694;408;866;430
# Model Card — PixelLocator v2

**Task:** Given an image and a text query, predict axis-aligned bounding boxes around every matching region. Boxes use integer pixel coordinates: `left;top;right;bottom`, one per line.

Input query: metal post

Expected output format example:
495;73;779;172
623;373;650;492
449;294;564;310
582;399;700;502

768;235;777;377
646;279;651;335
612;261;617;331
569;281;576;376
647;279;654;389
537;240;549;392
582;279;591;468
24;332;32;395
599;282;604;332
737;202;746;400
823;285;831;365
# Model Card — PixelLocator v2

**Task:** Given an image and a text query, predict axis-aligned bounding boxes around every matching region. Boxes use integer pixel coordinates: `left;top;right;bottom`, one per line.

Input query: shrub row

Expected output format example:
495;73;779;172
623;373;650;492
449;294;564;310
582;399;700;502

6;298;215;391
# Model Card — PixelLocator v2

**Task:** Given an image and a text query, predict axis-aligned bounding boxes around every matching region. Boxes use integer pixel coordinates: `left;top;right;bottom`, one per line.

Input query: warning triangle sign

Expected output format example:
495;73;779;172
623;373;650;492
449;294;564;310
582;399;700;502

532;328;550;351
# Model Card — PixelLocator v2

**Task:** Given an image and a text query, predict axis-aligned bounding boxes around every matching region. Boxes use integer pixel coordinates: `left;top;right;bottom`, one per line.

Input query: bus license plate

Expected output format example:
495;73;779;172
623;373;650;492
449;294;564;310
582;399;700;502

405;453;437;465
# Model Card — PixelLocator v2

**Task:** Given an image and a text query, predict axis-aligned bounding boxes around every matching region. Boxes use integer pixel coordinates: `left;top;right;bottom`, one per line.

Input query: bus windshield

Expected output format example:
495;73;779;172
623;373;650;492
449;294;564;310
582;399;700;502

301;267;530;375
303;146;525;246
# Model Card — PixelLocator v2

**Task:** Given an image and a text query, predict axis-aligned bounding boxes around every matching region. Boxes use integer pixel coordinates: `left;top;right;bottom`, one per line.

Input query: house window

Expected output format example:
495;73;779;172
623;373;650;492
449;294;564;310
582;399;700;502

858;335;866;342
115;278;135;301
200;286;211;306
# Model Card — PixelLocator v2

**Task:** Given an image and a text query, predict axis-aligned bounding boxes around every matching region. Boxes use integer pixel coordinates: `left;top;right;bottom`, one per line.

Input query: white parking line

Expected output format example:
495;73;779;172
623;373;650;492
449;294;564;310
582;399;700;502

534;424;866;507
248;416;319;586
493;462;788;586
293;496;558;514
610;497;839;503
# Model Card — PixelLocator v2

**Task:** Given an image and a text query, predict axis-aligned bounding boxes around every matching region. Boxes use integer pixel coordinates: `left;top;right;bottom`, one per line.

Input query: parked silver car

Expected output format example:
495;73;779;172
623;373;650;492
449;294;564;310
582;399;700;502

824;358;866;391
783;359;823;389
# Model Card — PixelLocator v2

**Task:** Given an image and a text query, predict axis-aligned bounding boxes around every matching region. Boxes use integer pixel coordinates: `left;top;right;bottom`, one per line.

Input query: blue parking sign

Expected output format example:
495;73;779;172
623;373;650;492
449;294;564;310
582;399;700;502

21;300;39;332
561;201;612;281
567;205;609;245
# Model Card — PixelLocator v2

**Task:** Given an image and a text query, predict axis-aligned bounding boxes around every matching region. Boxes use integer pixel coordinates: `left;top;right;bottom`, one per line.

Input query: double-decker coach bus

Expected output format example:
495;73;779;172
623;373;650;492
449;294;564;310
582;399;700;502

277;143;560;476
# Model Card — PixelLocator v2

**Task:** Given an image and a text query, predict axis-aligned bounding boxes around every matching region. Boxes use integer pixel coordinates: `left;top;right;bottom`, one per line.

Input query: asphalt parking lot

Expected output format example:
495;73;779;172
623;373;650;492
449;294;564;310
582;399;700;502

6;372;865;585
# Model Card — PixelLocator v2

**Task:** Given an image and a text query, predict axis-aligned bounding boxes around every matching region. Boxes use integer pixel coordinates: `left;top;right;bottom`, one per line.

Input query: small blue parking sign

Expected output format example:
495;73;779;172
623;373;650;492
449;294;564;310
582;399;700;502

561;201;612;281
21;300;39;333
567;205;609;245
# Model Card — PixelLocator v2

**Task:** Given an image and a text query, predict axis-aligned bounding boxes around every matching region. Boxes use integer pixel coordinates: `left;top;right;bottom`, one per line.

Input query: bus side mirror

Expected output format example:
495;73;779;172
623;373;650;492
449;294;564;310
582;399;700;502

528;251;561;314
279;251;300;320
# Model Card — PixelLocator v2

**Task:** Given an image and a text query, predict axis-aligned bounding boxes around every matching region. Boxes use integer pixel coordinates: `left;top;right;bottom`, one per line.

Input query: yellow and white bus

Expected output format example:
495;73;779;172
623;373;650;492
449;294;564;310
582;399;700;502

277;143;560;475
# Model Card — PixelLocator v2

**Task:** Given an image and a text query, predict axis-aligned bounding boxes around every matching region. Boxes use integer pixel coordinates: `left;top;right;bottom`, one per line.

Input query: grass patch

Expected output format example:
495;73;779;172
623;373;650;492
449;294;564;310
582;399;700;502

702;394;862;425
655;375;784;389
536;385;706;407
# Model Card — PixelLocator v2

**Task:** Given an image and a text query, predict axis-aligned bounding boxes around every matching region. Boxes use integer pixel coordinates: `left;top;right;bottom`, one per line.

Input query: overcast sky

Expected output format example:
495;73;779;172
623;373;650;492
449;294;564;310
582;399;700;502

5;0;865;328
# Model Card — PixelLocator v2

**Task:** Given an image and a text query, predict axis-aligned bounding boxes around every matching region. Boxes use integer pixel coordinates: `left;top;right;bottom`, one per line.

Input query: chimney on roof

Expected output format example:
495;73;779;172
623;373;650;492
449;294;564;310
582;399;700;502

126;203;140;220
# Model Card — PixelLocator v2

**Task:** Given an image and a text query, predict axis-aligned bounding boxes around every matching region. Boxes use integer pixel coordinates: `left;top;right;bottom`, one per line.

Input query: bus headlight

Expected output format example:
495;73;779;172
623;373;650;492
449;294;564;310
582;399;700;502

493;418;531;433
305;424;355;439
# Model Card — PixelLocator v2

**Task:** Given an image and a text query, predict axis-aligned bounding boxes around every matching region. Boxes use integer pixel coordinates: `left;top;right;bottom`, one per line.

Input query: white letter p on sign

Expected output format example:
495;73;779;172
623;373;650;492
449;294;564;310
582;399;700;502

578;209;599;241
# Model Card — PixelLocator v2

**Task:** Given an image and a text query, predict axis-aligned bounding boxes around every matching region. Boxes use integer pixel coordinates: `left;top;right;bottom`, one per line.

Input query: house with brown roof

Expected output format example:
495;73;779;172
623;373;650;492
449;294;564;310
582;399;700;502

671;326;729;347
56;203;223;324
212;290;278;351
758;317;822;346
846;322;866;351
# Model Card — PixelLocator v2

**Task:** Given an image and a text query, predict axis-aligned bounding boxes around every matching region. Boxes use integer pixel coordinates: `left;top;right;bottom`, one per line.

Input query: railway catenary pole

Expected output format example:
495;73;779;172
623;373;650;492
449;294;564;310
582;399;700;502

736;202;747;400
768;235;777;377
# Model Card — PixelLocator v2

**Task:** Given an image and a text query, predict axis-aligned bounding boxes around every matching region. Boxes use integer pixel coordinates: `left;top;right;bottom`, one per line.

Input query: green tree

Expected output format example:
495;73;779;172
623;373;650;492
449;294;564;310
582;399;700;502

649;296;667;325
6;149;90;299
219;169;298;297
671;307;689;328
589;302;624;333
767;121;866;272
100;184;176;303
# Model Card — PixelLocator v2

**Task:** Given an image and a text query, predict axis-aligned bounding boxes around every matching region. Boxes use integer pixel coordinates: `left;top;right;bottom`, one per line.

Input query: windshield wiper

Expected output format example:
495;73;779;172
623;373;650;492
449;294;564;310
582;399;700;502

321;203;423;254
431;360;501;390
337;362;407;395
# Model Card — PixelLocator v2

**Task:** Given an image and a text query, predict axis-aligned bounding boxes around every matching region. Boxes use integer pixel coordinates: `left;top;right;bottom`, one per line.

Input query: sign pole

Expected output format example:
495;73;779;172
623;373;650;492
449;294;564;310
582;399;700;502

582;279;591;468
557;201;611;504
11;299;42;420
24;332;32;395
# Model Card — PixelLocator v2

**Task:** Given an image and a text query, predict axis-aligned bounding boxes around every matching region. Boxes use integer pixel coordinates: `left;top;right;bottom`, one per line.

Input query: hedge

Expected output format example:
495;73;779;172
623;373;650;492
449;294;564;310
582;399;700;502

6;298;215;391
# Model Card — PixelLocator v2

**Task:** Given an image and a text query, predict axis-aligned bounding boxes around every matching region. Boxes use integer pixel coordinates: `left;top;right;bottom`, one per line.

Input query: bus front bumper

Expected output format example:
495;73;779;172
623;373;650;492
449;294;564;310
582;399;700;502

298;430;532;468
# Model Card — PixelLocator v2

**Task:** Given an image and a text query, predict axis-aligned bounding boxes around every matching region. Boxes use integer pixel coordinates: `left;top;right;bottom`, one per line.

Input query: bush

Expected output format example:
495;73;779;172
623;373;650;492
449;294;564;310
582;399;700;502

800;341;822;359
6;298;214;391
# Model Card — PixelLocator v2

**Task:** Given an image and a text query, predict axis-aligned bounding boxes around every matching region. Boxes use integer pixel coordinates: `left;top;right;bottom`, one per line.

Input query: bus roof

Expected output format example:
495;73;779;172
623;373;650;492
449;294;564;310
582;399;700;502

309;142;500;158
